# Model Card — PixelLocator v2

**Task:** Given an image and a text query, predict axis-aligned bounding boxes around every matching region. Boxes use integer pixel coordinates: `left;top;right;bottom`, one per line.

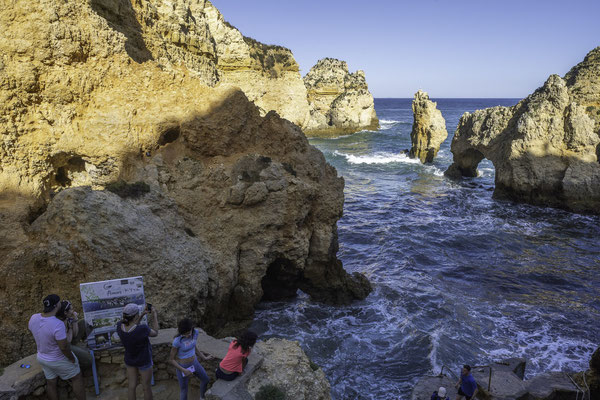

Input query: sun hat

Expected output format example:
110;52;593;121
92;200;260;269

438;387;447;397
43;294;60;313
122;303;140;317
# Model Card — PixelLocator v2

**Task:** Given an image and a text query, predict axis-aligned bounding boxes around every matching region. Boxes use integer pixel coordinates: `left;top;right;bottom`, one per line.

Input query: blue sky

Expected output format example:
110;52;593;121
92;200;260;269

212;0;600;98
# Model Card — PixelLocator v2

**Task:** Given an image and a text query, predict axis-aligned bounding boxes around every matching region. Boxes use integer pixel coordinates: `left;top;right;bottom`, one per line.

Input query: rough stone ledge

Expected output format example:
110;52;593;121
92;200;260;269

411;358;588;400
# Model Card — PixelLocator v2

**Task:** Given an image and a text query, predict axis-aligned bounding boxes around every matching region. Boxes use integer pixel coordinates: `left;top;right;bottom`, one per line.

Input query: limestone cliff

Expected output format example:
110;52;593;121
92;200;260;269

409;90;448;163
446;47;600;214
247;339;331;400
0;0;371;366
303;58;379;137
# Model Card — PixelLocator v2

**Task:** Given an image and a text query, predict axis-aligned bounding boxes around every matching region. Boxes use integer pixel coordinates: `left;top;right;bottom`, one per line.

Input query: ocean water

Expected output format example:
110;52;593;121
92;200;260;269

250;99;600;399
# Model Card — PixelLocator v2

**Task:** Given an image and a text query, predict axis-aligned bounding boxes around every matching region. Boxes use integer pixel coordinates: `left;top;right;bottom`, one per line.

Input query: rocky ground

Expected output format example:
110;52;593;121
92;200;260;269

412;352;600;400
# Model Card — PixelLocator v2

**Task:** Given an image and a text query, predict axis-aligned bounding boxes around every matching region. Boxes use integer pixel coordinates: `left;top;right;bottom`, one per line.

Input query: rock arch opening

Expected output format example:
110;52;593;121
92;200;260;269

261;258;302;301
158;127;180;146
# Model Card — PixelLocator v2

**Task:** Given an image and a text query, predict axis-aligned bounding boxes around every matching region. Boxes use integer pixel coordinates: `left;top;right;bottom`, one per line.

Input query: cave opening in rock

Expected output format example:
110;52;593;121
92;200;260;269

261;258;303;301
52;156;87;188
158;127;180;146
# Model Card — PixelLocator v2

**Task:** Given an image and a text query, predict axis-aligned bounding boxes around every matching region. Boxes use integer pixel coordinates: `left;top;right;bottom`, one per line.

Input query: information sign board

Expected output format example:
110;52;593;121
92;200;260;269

79;276;146;350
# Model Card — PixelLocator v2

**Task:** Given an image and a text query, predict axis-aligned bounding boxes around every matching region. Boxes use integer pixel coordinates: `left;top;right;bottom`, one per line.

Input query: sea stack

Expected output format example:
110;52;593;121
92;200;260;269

409;90;448;163
445;47;600;214
303;58;379;137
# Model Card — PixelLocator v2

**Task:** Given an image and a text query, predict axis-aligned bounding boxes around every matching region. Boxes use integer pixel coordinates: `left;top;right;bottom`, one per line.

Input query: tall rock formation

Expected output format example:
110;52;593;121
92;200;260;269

303;58;379;137
69;0;375;134
409;90;448;163
446;47;600;214
0;0;371;366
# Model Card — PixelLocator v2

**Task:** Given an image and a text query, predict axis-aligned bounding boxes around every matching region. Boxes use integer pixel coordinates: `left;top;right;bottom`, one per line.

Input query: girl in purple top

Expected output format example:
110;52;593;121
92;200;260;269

116;303;159;400
169;318;212;400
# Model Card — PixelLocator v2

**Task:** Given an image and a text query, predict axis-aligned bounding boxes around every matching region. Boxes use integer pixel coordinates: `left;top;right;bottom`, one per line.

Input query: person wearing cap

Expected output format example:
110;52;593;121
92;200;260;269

455;364;478;400
116;303;159;400
28;294;87;400
431;386;450;400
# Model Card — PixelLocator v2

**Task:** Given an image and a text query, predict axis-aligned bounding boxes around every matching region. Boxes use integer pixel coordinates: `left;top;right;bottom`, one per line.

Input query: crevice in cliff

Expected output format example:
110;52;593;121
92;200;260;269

261;258;302;301
50;155;88;190
596;142;600;164
27;202;47;225
158;126;180;146
89;0;153;63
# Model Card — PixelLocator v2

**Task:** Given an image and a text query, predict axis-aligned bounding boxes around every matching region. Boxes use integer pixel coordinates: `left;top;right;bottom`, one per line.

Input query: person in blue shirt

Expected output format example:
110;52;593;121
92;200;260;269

455;364;478;400
169;318;212;400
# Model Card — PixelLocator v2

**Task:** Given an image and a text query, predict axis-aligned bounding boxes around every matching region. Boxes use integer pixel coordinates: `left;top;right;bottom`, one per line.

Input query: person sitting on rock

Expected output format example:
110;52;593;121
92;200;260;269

432;386;449;400
116;303;159;400
455;364;478;400
28;294;87;400
215;330;257;381
169;318;212;400
55;300;93;371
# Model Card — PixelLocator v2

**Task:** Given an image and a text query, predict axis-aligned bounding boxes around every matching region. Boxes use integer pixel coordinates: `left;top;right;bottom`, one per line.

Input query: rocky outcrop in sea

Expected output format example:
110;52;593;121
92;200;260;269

303;58;379;136
445;47;600;214
409;90;448;163
0;0;371;366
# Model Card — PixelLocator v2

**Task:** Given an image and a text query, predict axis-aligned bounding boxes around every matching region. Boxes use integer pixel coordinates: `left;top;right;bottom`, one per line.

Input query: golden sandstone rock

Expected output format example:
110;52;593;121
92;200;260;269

0;0;371;366
446;47;600;214
409;90;448;164
303;58;379;137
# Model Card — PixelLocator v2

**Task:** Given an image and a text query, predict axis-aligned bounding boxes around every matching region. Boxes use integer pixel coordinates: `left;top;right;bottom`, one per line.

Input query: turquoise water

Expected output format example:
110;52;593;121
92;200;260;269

250;99;600;400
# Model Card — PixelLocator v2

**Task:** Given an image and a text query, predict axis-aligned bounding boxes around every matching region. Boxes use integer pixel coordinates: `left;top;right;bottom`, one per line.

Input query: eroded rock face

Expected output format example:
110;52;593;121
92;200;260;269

246;339;331;400
0;0;370;366
446;47;600;214
56;0;373;133
409;90;448;163
303;58;379;137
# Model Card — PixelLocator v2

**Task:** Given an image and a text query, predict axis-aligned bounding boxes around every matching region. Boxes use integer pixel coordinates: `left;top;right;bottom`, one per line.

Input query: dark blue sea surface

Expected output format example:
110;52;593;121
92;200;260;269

250;99;600;399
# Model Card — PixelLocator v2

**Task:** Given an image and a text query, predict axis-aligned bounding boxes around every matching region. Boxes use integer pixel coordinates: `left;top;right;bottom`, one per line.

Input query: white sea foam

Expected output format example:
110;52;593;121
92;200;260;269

379;119;406;130
335;150;419;165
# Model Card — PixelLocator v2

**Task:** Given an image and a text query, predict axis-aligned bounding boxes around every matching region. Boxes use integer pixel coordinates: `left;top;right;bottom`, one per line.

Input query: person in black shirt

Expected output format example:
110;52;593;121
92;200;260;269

116;303;159;400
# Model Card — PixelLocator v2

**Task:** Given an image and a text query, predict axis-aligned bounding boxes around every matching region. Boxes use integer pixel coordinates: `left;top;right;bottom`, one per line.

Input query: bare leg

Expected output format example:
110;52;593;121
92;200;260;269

127;366;139;400
46;378;59;400
140;368;154;400
71;372;87;400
